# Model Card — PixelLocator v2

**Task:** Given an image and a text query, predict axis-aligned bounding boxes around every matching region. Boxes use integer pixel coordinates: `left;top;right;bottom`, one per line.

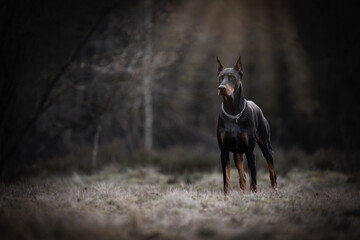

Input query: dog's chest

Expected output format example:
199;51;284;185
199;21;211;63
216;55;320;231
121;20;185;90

222;122;249;152
224;121;243;135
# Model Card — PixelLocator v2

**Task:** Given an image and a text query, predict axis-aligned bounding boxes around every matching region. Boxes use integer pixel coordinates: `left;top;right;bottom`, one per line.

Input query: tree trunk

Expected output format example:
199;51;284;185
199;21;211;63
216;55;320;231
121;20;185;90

143;0;153;151
92;122;102;169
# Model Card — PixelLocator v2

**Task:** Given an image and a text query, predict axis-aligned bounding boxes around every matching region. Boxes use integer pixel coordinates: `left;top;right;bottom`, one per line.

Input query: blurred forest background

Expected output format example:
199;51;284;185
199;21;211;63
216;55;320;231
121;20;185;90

1;0;359;181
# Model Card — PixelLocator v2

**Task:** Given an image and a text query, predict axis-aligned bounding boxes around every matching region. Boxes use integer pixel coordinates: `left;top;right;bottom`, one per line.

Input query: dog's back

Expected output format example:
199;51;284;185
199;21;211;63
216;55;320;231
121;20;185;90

246;100;272;146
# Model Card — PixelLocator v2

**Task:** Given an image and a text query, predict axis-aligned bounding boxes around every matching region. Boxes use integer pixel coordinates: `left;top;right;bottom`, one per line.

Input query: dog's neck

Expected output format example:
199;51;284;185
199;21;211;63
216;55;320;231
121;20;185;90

222;84;246;115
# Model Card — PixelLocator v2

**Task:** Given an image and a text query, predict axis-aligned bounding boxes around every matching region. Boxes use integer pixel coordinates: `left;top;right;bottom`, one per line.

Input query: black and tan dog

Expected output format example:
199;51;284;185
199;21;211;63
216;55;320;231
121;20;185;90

216;56;277;194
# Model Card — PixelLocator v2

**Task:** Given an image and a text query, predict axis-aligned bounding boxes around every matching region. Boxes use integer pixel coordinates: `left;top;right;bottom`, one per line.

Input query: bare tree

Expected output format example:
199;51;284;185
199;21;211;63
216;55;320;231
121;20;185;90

89;90;113;170
0;4;114;180
143;0;154;151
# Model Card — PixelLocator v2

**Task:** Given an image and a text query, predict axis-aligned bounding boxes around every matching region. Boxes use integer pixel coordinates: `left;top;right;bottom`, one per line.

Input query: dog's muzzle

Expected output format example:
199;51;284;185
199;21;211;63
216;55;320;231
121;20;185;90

218;84;227;96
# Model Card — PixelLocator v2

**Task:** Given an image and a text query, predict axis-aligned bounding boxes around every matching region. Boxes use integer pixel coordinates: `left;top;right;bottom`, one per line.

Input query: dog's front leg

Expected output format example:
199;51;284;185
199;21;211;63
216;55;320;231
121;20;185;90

221;151;231;194
234;153;246;191
245;151;257;192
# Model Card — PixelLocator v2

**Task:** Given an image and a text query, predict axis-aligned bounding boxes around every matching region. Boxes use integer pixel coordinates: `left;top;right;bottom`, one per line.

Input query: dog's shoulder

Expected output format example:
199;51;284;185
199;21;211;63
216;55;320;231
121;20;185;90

246;100;260;111
246;100;264;118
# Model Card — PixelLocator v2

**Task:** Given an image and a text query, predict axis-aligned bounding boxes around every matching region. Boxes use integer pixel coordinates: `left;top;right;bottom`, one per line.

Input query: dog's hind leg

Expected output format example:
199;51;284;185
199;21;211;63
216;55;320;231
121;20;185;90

234;153;246;191
245;151;257;192
257;113;277;190
257;138;277;190
221;151;231;194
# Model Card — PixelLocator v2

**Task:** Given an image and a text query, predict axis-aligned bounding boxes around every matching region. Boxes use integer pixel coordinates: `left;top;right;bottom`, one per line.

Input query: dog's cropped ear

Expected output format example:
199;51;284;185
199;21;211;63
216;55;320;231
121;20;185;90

216;56;223;74
234;56;244;78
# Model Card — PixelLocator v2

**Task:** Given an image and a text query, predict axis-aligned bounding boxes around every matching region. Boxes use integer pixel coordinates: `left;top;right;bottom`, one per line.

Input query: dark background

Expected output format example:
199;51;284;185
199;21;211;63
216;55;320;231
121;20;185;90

1;0;359;181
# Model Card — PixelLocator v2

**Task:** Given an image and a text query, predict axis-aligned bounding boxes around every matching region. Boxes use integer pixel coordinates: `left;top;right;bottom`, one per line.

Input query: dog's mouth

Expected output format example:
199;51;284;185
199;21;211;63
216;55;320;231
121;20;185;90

218;85;234;96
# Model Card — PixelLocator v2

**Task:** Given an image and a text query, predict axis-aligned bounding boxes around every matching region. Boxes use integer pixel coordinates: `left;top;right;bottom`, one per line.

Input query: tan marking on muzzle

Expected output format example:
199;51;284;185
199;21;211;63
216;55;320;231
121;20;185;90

225;84;234;96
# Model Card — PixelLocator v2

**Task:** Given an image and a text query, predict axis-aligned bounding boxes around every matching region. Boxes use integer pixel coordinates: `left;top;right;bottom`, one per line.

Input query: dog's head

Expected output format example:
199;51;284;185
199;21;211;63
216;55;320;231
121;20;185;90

216;56;243;97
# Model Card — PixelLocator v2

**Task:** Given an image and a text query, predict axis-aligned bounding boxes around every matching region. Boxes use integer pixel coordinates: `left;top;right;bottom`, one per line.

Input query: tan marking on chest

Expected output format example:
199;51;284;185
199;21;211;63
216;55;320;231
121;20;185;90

239;133;249;145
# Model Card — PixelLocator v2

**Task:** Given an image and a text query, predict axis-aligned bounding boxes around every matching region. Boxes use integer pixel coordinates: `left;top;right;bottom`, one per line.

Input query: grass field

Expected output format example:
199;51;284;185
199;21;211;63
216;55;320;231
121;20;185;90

1;166;359;240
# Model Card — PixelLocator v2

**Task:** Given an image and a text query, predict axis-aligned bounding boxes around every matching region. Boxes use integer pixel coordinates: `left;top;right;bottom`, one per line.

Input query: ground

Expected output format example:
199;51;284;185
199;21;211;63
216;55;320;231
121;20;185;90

0;166;359;240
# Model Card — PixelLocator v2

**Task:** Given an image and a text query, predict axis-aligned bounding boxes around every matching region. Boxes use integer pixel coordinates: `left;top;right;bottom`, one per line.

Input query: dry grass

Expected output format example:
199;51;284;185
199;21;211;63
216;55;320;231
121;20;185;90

1;166;359;240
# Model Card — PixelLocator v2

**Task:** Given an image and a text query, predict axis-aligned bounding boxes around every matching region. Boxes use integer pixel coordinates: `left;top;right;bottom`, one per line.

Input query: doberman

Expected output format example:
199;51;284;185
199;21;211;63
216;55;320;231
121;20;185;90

216;56;277;194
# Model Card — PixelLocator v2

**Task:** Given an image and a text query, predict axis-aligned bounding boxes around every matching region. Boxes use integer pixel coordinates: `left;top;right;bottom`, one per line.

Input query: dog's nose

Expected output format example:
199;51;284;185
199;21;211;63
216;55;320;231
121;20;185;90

218;84;226;90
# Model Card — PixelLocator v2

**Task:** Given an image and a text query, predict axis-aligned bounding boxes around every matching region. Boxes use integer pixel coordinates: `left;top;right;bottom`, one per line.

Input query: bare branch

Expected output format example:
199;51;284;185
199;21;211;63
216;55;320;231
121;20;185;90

11;5;115;153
